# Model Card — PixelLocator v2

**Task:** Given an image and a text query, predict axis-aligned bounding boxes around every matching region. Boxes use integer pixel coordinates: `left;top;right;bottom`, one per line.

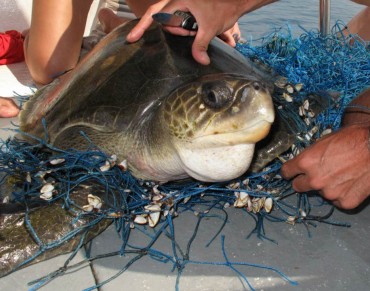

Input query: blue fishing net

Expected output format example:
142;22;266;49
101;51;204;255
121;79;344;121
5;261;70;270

0;22;369;291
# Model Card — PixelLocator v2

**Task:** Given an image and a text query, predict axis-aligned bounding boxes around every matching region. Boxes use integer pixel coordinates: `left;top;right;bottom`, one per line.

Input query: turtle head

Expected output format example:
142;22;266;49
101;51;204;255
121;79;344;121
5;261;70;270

162;74;275;182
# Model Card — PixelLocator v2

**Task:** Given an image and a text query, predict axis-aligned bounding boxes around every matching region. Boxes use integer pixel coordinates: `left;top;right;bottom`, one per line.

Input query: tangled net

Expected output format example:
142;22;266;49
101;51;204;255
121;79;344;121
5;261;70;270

0;22;369;291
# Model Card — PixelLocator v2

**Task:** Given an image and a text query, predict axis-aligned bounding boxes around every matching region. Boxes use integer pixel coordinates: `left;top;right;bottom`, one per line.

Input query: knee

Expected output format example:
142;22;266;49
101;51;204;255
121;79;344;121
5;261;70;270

24;36;79;85
26;62;58;85
25;54;77;85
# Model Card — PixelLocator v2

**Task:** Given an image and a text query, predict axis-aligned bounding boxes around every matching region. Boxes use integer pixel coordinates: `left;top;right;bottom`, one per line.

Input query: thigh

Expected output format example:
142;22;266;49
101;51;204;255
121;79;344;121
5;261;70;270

25;0;93;84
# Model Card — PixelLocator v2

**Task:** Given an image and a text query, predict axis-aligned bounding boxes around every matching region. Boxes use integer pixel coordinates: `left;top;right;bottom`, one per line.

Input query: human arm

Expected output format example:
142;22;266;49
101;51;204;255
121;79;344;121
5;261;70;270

24;0;93;85
217;23;241;48
126;0;279;65
351;0;370;5
281;125;370;209
346;5;370;41
281;90;370;210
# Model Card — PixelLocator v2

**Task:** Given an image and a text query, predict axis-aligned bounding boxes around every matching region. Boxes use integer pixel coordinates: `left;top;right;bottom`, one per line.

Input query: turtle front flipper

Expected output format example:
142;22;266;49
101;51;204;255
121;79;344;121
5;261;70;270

249;92;332;173
0;184;112;277
248;111;296;172
52;124;124;156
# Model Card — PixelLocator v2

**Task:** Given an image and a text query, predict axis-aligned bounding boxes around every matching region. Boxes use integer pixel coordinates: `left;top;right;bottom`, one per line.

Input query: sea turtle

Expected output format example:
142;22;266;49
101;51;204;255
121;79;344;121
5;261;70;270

0;20;277;277
20;21;275;183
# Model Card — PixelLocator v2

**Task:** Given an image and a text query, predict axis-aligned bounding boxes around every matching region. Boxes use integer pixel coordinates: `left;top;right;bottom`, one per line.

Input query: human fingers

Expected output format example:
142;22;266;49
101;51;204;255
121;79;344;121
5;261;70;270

280;156;304;179
190;28;216;65
282;150;328;193
0;98;20;118
289;173;317;193
218;31;236;47
158;0;214;65
127;0;171;42
126;14;154;42
163;26;197;37
218;23;241;47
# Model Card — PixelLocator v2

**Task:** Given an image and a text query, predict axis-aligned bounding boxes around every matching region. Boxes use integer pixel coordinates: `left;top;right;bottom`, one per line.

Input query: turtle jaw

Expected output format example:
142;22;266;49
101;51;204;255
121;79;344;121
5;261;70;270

190;81;276;144
173;120;273;182
189;119;273;146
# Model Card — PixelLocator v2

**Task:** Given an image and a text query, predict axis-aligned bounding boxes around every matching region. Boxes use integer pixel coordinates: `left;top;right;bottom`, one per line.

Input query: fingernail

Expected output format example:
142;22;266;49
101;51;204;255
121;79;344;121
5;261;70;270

233;33;240;42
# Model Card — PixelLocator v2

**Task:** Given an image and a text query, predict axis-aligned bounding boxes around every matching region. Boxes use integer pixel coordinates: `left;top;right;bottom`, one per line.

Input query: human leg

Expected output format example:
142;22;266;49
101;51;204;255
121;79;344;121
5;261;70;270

98;8;128;34
24;0;93;85
98;1;160;34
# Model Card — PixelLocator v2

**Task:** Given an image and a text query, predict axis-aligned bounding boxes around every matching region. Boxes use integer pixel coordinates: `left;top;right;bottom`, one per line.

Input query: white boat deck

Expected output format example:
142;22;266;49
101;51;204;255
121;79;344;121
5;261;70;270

0;1;369;291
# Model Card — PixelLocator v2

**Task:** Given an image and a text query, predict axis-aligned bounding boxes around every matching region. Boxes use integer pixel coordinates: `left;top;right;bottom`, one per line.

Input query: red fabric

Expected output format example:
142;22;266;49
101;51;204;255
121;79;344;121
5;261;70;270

0;30;25;65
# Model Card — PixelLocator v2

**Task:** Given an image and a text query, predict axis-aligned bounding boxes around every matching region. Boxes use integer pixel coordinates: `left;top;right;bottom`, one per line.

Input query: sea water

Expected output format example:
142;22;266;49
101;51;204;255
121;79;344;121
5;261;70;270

239;0;365;38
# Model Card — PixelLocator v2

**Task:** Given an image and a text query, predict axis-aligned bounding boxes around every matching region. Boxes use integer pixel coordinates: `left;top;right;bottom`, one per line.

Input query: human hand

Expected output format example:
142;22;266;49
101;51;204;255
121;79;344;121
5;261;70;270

217;23;241;48
127;0;251;65
126;0;170;43
0;97;20;118
281;125;370;209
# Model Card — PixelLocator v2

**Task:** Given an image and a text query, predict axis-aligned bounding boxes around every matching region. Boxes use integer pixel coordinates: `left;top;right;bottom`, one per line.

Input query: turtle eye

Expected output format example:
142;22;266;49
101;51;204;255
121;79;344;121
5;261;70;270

201;82;232;109
252;81;261;91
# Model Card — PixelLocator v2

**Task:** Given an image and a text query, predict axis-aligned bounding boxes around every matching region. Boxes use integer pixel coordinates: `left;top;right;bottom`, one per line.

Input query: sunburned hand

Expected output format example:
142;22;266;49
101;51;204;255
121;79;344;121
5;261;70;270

281;125;370;209
126;0;274;65
0;97;20;118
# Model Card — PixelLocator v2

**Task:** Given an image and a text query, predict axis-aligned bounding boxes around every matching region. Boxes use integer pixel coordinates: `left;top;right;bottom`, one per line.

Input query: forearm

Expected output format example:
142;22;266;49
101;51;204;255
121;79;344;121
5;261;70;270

342;88;370;127
346;5;370;41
